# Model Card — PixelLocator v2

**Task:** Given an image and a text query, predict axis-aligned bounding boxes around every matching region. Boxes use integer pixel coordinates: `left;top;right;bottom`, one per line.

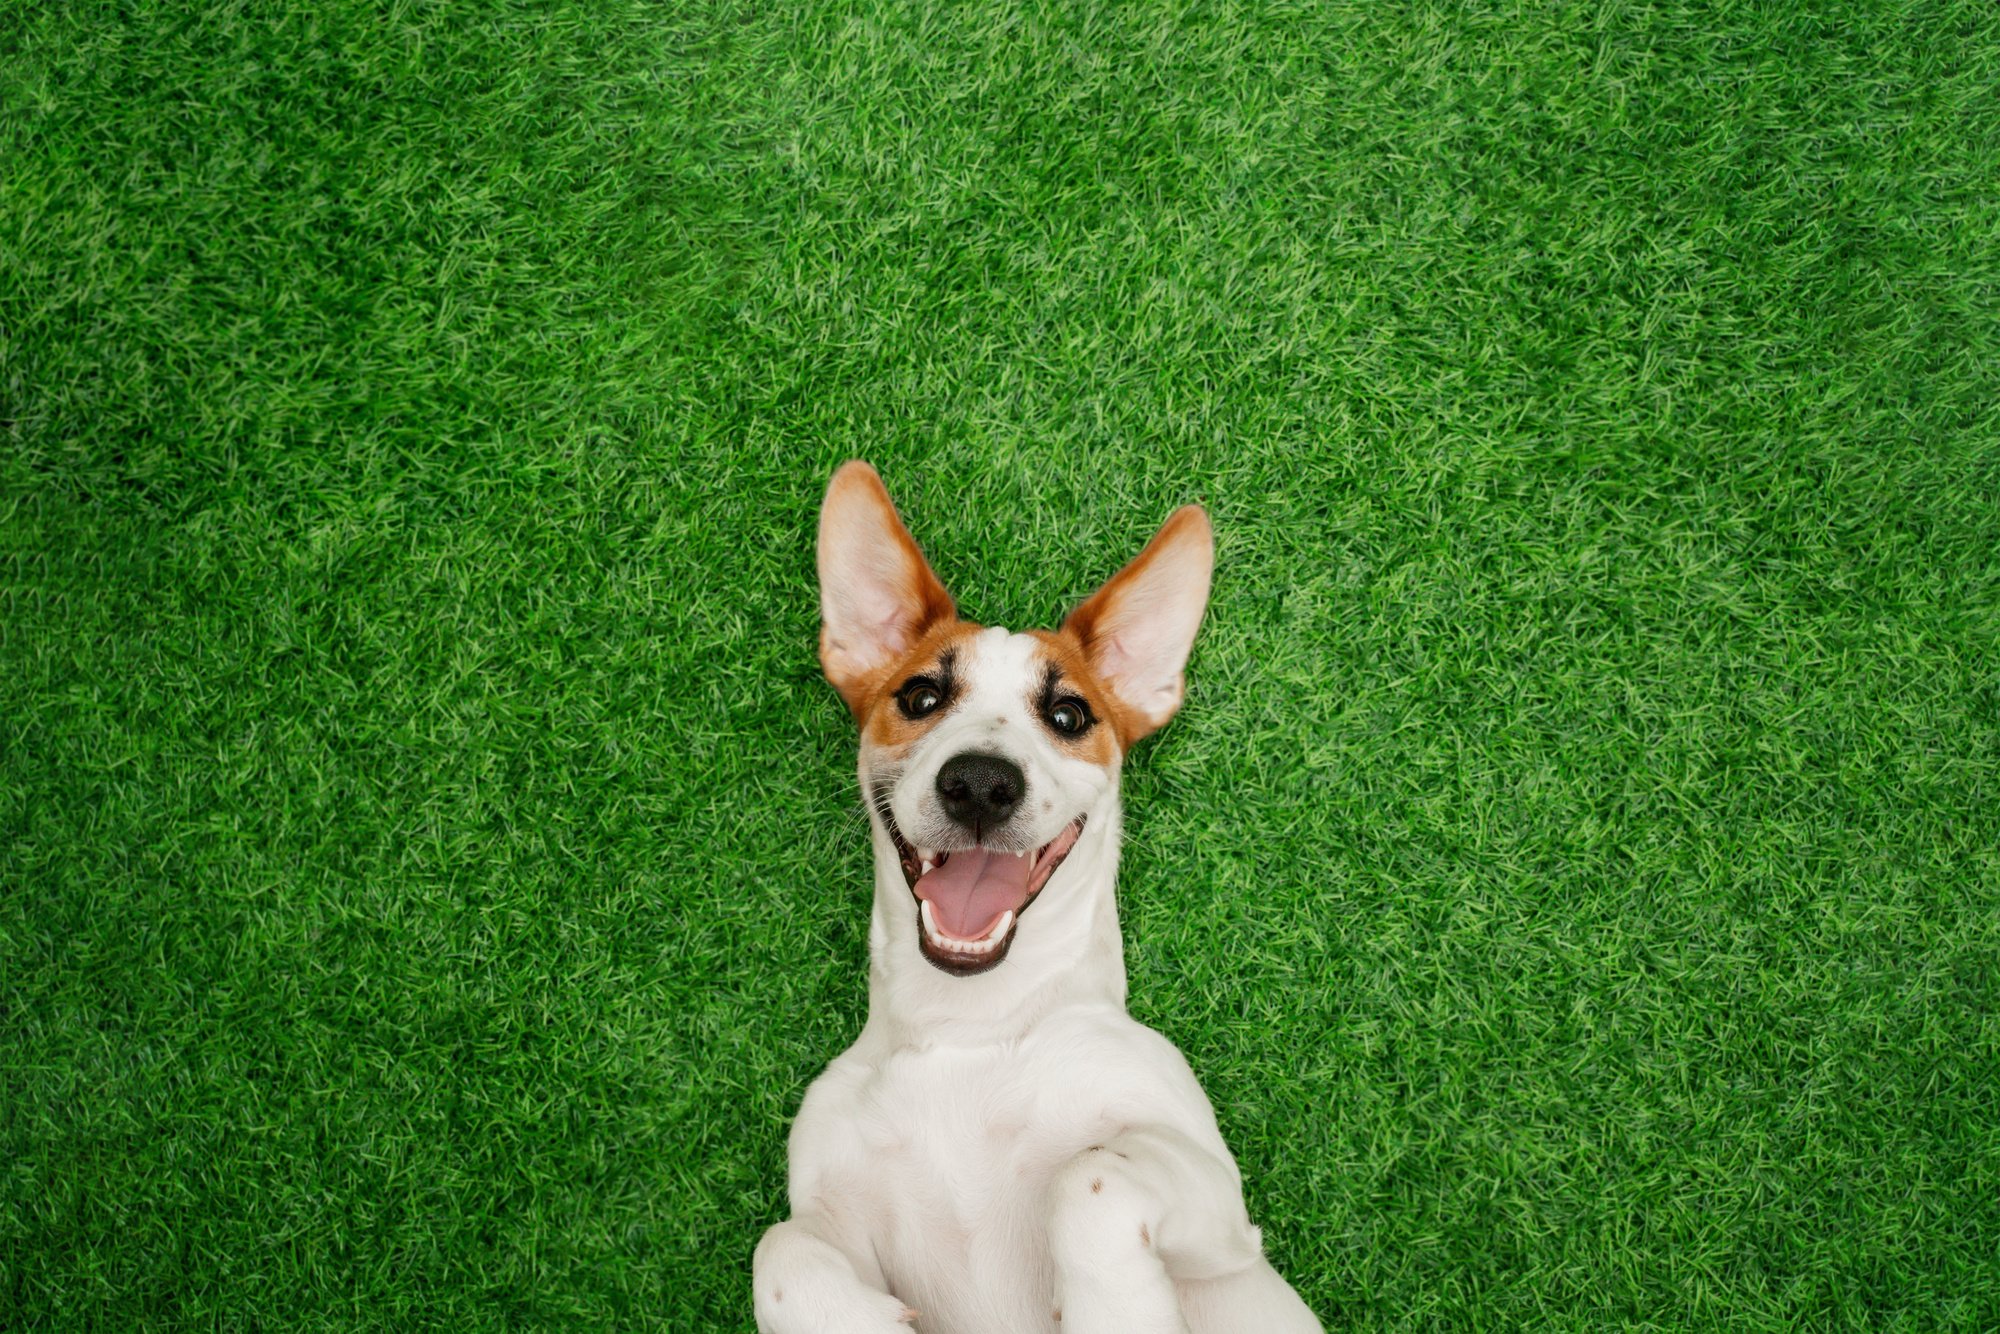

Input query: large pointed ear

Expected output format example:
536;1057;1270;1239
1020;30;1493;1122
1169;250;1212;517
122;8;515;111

817;460;955;714
1062;505;1214;746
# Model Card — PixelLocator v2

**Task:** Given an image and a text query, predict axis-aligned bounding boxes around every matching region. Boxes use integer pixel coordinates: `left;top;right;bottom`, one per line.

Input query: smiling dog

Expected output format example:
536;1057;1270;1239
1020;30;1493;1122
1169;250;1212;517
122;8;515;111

753;462;1320;1334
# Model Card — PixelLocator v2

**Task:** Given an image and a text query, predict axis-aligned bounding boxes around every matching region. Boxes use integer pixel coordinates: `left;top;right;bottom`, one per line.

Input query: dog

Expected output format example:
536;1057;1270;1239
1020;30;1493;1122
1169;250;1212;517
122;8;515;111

753;461;1321;1334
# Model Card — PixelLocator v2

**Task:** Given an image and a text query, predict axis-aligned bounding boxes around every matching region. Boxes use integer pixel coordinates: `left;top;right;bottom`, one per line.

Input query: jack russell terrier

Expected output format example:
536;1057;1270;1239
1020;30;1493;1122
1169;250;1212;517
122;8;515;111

754;461;1321;1334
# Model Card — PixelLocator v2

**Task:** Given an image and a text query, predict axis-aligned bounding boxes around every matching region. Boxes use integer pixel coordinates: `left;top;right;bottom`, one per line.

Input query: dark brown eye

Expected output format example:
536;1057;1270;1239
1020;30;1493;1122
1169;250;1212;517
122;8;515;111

1047;698;1093;736
898;680;944;719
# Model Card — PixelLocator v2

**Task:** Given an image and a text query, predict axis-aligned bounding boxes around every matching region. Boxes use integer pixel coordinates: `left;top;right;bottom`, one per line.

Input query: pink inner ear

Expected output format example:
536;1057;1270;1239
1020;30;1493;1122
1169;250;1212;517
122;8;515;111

823;591;918;680
857;586;912;644
1064;507;1212;740
865;614;917;661
1088;631;1183;722
1105;610;1177;678
1095;631;1139;684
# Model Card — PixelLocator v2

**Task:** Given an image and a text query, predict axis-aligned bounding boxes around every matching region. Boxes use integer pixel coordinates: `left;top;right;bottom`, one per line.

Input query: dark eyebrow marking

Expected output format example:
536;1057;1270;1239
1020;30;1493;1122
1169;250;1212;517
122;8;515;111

1038;662;1062;714
894;646;962;718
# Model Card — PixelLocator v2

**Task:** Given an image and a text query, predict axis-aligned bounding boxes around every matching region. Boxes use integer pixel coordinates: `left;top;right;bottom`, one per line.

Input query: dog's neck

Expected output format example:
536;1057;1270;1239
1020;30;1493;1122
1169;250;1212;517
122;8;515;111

861;800;1129;1049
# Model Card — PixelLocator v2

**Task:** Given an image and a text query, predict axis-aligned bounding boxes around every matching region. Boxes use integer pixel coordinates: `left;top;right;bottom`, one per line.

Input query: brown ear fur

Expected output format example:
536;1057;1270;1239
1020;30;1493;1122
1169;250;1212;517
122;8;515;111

817;461;956;715
1061;505;1213;746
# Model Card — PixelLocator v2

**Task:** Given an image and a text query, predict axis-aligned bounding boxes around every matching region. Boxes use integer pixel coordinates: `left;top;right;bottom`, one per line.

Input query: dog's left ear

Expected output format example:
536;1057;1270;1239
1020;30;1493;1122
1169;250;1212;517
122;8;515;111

818;460;956;715
1063;505;1214;746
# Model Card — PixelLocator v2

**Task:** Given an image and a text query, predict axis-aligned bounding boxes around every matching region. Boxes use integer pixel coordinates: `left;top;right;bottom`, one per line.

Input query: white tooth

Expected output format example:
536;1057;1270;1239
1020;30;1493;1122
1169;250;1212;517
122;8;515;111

920;859;934;875
920;900;938;940
987;910;1015;941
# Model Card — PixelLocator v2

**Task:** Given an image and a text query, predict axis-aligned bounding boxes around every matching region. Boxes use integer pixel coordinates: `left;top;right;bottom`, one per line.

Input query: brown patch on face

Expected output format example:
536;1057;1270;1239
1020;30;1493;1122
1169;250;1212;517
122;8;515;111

857;620;986;751
1024;630;1133;761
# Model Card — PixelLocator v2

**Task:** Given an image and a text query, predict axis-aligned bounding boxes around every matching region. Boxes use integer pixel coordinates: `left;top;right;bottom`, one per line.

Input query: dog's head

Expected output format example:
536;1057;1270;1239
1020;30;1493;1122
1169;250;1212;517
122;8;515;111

817;461;1213;977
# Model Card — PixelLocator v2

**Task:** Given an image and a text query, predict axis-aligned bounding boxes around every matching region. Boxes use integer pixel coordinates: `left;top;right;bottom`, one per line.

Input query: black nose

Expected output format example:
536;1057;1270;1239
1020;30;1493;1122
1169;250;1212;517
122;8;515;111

935;752;1025;831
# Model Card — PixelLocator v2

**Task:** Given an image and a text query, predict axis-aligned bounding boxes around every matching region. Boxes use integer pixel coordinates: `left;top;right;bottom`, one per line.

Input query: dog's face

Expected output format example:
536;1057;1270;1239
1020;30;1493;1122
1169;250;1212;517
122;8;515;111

817;462;1212;977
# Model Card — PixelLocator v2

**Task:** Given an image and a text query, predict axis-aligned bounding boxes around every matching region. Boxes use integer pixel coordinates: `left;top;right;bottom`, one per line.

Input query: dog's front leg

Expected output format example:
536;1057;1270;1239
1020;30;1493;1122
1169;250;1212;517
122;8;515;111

1046;1126;1267;1334
753;1216;917;1334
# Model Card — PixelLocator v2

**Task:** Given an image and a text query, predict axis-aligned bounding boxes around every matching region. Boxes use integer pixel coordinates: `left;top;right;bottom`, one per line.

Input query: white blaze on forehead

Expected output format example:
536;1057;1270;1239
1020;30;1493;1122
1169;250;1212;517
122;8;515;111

955;629;1084;742
959;628;1035;718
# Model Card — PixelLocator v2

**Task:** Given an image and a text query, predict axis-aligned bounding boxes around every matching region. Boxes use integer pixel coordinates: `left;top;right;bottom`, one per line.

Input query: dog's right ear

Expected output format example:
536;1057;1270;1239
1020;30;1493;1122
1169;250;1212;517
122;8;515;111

817;460;955;714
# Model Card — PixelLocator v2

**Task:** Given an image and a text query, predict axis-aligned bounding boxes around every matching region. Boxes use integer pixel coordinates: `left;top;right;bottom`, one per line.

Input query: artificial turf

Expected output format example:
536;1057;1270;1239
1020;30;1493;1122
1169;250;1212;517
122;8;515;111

4;0;1998;1328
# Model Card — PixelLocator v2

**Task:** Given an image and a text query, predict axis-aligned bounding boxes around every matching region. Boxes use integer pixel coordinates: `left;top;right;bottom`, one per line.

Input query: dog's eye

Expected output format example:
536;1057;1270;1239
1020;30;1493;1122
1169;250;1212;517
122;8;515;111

1047;698;1093;737
898;680;944;719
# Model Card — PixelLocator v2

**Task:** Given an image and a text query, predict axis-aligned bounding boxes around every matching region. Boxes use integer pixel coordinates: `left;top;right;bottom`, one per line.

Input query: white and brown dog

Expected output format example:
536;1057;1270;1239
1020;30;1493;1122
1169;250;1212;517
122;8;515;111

754;462;1320;1334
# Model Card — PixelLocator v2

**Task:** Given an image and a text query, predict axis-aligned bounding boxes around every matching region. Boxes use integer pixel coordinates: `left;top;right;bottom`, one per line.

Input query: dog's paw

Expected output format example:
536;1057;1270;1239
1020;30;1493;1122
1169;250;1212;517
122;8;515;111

754;1217;920;1333
755;1277;918;1334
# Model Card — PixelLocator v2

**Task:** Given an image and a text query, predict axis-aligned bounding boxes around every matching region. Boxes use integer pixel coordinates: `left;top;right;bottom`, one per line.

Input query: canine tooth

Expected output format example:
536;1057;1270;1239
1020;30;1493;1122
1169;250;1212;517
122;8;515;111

987;909;1015;941
920;900;939;939
920;859;934;875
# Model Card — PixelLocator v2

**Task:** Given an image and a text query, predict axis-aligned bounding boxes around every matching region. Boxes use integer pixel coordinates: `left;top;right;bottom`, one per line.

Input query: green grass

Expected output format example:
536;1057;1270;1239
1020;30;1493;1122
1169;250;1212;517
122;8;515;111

4;0;1999;1327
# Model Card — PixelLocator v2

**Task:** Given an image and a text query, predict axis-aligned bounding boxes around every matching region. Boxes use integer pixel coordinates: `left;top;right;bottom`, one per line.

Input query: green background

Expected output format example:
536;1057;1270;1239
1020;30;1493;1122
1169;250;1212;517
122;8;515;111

5;0;1998;1328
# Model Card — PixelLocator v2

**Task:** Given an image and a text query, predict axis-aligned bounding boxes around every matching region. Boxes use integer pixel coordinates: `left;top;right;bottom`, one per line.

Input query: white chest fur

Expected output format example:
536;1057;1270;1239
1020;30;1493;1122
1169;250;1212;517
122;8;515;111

786;1005;1230;1334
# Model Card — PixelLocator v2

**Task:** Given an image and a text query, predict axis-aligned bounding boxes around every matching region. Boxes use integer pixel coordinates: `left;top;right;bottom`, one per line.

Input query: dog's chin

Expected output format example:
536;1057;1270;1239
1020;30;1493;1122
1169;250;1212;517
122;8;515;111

882;813;1088;978
916;915;1022;977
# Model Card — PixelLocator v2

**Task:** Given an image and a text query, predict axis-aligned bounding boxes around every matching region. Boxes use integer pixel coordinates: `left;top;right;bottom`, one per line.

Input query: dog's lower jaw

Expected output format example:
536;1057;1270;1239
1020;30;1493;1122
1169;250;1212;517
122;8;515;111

865;802;1128;1044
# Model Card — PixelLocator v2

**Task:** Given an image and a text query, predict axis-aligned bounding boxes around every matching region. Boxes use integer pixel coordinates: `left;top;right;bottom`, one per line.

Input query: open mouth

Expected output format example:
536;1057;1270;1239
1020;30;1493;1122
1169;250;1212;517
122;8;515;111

882;812;1087;976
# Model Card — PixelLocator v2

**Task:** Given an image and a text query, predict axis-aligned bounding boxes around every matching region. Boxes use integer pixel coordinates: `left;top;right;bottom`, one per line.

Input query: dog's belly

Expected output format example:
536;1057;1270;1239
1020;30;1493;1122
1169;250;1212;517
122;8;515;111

871;1063;1102;1332
790;1007;1222;1333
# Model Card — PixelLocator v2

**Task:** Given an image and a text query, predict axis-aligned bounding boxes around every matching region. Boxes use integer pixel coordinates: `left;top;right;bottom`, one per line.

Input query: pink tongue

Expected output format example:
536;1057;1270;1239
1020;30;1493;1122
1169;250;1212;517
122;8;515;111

914;847;1034;938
